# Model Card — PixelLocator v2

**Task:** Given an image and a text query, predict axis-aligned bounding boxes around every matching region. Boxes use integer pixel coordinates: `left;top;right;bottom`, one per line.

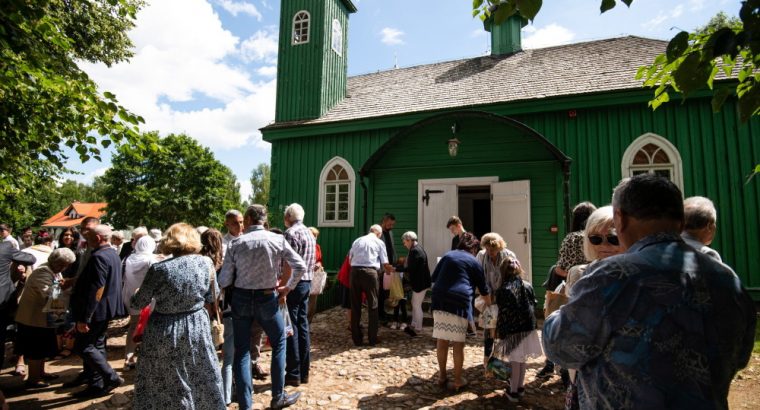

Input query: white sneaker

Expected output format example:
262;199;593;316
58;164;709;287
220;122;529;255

399;323;407;330
390;322;398;330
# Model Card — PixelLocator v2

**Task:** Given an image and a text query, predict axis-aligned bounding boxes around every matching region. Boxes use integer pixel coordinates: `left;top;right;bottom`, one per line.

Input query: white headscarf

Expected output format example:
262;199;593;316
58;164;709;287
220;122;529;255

123;236;157;314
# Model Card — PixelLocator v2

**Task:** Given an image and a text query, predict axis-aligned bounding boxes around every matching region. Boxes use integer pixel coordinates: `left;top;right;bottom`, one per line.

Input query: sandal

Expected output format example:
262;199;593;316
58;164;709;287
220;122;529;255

447;377;469;392
11;365;26;377
436;377;448;390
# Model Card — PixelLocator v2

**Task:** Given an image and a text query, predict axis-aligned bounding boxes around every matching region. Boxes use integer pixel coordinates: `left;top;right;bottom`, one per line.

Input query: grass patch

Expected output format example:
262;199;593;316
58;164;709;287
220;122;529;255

755;320;760;354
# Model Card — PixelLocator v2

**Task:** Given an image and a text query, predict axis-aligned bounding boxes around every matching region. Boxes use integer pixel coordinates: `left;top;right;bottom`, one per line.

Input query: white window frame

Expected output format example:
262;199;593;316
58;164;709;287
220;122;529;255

292;10;310;45
331;19;342;56
318;156;355;227
621;132;683;191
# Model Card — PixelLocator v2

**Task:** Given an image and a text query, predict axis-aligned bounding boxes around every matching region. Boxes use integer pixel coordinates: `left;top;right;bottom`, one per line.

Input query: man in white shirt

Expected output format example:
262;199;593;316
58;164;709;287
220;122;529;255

0;224;19;250
349;225;393;346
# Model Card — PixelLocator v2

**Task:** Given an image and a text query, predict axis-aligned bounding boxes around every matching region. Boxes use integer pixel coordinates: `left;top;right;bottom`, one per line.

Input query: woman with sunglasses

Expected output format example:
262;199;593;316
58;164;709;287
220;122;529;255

563;205;623;409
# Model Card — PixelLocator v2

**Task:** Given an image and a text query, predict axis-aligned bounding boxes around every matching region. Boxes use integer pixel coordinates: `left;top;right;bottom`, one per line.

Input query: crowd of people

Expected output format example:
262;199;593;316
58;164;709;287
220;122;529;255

0;173;756;410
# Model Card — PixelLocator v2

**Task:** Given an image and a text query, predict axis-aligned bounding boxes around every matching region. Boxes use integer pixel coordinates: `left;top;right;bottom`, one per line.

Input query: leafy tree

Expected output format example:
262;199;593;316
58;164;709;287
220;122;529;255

0;0;147;227
696;11;742;35
100;133;242;229
249;163;271;206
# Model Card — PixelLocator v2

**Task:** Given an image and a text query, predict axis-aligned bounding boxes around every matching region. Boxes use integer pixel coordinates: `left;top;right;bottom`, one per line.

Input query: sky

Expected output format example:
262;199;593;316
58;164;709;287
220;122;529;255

70;0;739;200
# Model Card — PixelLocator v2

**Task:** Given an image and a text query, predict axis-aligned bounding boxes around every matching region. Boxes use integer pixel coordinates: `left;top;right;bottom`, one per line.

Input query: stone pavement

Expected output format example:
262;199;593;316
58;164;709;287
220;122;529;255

2;307;567;409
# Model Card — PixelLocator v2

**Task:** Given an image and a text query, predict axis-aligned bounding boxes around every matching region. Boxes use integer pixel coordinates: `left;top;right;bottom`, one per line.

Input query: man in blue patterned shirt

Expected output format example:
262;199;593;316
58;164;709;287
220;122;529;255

543;174;756;409
219;204;306;410
282;203;316;387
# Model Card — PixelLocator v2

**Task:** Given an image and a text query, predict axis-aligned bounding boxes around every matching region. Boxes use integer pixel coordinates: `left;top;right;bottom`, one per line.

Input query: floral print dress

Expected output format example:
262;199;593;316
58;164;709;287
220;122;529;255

131;254;225;410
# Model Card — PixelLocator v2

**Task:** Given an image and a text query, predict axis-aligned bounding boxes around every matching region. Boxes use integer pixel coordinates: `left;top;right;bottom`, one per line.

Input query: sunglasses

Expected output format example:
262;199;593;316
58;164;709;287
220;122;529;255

588;234;619;246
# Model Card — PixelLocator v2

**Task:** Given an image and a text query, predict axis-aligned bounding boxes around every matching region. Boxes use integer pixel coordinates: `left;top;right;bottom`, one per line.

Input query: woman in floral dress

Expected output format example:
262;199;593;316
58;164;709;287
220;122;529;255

131;223;224;409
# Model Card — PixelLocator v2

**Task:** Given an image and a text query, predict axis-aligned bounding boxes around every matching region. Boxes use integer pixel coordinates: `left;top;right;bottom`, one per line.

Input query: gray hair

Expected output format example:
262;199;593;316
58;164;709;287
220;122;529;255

683;196;716;230
225;209;242;219
111;230;125;240
401;231;417;242
582;206;615;261
48;247;76;270
92;224;113;240
369;224;382;235
132;226;148;239
284;203;305;221
245;204;268;224
611;174;683;222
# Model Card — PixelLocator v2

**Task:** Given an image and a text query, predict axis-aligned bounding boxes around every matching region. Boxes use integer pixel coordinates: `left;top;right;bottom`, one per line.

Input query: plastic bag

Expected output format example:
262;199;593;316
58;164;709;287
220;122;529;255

486;354;513;382
132;304;153;343
479;304;499;329
382;270;392;290
310;266;327;295
388;272;404;307
280;303;293;337
43;278;68;327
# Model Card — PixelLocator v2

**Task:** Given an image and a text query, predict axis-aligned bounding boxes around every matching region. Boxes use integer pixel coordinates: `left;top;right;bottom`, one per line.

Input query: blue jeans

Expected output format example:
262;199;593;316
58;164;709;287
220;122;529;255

221;315;234;405
285;280;311;381
231;289;285;410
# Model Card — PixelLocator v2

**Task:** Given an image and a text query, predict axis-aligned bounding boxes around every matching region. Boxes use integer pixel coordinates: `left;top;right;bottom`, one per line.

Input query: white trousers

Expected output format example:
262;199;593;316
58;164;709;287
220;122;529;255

410;289;427;330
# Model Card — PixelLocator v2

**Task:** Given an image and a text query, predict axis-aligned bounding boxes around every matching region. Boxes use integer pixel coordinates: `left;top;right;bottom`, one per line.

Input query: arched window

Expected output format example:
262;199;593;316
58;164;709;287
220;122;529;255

292;11;310;45
318;156;355;227
621;133;683;190
331;19;343;55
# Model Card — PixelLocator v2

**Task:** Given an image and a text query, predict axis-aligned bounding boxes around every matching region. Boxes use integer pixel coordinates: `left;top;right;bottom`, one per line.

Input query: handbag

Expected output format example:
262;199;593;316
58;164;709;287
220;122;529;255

388;271;404;306
310;266;327;295
132;304;152;343
209;267;225;348
485;351;512;382
43;275;68;327
544;281;569;318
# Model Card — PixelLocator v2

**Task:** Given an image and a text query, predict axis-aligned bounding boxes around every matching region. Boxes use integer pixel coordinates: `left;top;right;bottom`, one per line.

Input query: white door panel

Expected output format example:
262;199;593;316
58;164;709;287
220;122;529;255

491;180;532;282
419;183;457;273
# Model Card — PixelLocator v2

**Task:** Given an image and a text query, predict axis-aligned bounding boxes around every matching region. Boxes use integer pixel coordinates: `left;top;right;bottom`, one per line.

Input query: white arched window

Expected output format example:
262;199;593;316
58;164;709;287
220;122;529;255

318;157;355;227
292;11;310;45
331;19;343;55
621;133;683;190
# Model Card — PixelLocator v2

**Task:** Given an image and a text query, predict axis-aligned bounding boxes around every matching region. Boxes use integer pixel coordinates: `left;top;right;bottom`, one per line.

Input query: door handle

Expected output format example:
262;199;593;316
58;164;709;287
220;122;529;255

516;227;528;244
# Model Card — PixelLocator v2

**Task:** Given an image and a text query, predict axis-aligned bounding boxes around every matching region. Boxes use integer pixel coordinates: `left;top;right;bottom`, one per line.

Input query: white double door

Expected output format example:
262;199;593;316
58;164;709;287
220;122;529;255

418;177;532;282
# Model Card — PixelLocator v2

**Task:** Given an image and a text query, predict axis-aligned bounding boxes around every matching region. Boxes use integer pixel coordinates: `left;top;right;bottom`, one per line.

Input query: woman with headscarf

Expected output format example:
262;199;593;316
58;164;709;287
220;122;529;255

122;236;157;370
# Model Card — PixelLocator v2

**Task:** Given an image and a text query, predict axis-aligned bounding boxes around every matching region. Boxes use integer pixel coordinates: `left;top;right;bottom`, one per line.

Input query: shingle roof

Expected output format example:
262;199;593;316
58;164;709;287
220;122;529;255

42;201;107;228
268;36;668;128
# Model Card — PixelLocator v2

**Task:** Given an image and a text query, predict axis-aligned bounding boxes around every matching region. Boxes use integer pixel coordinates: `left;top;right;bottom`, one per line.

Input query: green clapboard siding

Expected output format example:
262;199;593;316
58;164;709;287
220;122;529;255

366;115;565;293
513;97;760;294
275;0;351;122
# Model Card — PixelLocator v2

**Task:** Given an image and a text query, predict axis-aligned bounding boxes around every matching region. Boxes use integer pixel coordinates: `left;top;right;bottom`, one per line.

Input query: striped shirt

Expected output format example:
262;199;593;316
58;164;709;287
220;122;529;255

283;221;316;281
218;225;306;290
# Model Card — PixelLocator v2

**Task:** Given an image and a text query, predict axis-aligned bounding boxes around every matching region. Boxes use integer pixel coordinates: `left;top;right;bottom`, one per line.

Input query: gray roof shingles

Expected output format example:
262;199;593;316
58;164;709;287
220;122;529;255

268;36;668;128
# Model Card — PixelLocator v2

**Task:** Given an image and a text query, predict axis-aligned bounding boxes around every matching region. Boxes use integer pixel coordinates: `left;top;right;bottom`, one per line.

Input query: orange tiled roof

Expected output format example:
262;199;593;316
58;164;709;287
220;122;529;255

42;201;107;228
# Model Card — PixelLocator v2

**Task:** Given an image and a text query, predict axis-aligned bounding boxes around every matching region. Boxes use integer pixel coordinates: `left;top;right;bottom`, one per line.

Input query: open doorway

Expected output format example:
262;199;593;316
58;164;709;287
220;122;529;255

457;186;490;241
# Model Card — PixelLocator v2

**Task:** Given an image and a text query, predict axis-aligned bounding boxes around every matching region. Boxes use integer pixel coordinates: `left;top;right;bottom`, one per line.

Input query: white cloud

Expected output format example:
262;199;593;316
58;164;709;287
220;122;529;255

256;66;277;77
239;180;252;201
216;0;262;20
380;27;404;45
240;29;279;64
81;0;277;152
522;24;575;49
689;0;706;11
642;5;686;31
671;4;684;19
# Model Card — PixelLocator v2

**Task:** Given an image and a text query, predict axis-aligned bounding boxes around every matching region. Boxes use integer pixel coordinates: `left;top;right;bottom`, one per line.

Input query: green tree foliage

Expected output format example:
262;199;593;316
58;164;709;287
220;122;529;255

249;163;271;206
0;0;146;226
696;11;742;35
101;133;242;229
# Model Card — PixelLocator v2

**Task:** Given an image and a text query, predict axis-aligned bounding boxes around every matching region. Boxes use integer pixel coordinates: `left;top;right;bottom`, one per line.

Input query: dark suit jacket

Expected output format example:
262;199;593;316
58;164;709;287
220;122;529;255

71;244;126;323
399;244;431;293
118;241;133;261
0;242;36;308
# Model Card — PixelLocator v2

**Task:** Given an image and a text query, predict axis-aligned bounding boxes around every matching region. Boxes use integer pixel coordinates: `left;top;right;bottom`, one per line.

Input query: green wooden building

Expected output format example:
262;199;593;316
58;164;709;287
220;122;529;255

262;0;760;301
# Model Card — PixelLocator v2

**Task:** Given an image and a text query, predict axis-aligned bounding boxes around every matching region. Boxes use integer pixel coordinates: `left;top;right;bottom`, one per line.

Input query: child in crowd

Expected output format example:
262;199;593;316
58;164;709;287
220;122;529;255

493;257;543;402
